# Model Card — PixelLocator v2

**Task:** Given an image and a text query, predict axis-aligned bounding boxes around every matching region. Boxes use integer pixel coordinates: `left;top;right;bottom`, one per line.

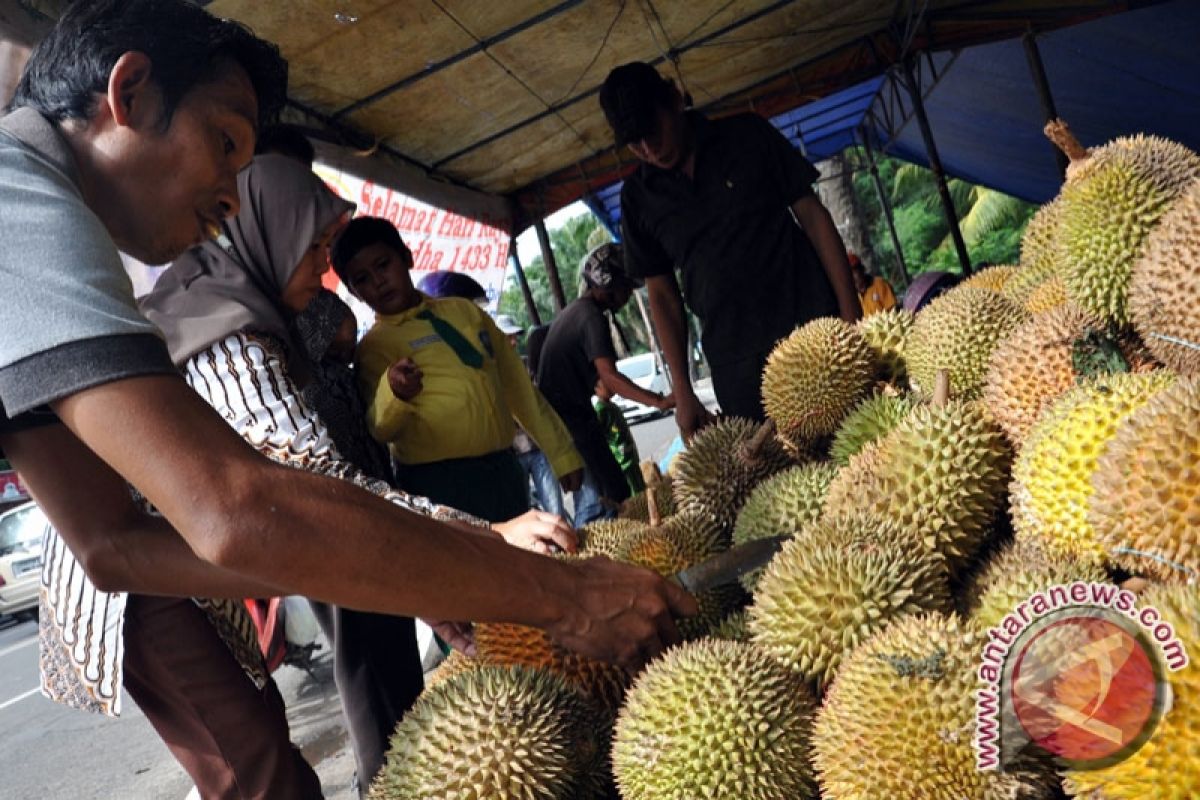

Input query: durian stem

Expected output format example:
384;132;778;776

932;370;950;407
639;462;662;526
1044;118;1089;163
740;419;777;464
1119;576;1149;594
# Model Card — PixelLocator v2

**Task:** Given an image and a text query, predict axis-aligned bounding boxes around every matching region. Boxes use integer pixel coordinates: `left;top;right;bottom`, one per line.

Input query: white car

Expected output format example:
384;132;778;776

0;502;47;619
611;353;671;424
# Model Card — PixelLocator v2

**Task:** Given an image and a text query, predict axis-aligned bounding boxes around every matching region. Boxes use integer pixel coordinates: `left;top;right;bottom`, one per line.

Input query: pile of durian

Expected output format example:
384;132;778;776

369;122;1199;799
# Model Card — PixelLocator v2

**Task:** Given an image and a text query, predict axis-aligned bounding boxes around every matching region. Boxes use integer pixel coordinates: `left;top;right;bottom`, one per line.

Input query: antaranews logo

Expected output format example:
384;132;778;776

975;581;1188;772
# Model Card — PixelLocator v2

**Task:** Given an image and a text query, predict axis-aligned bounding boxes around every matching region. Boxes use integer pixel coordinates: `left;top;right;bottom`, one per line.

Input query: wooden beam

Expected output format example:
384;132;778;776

508;240;542;327
535;219;567;312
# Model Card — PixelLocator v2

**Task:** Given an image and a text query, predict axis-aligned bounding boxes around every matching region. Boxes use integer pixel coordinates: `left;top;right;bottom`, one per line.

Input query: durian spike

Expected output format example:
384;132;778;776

1044;118;1089;163
738;418;777;466
932;369;951;407
639;462;663;526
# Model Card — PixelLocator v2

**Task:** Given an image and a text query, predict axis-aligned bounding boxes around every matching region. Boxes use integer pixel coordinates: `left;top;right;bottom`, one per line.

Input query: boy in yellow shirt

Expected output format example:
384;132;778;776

330;217;583;522
850;252;897;316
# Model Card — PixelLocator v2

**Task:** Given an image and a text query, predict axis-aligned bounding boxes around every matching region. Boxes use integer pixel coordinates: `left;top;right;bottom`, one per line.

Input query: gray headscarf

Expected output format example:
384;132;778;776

140;154;355;377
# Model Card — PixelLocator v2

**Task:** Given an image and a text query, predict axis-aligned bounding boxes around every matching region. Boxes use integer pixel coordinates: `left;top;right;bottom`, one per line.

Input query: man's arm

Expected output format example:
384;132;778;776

790;195;862;323
644;273;714;440
42;375;695;669
2;423;285;598
593;356;672;409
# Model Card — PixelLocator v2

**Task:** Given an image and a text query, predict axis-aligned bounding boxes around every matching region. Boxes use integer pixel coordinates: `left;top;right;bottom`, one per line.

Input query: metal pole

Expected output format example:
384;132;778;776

508;240;542;327
534;219;568;312
1022;31;1069;178
899;57;972;276
860;128;910;290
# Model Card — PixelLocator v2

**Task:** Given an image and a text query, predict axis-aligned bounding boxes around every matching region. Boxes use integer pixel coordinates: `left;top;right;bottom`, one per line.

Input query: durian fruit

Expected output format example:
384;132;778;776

423;648;479;692
749;513;951;688
472;622;630;714
1091;375;1200;582
613;639;819;800
813;614;1058;800
1053;130;1200;326
578;518;647;560
621;513;742;639
1004;200;1064;306
731;462;838;591
857;307;913;383
618;475;677;523
1129;176;1200;375
984;304;1158;446
709;609;750;642
761;317;877;444
823;400;1011;574
1012;371;1175;566
960;264;1019;293
829;392;917;466
906;285;1030;400
370;666;610;800
1063;583;1200;799
1024;273;1069;315
964;538;1109;630
672;417;792;530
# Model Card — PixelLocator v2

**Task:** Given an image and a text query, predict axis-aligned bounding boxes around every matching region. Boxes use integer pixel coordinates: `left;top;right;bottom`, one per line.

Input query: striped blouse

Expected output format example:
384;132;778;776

39;330;484;717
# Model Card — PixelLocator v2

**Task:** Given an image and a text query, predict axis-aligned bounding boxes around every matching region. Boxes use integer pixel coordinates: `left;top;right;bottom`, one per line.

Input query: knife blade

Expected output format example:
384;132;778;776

670;535;790;594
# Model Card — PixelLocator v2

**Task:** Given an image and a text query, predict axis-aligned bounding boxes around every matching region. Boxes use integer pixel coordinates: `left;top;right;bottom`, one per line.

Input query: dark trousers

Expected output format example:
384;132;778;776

396;448;530;523
122;594;323;800
710;349;771;421
570;415;631;506
308;604;424;795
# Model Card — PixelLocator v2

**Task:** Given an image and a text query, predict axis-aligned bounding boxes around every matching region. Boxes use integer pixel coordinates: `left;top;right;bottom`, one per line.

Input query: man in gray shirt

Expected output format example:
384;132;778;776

0;0;693;795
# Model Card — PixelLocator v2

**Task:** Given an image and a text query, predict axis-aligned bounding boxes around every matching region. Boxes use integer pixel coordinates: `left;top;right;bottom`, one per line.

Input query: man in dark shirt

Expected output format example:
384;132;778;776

600;62;861;439
537;244;673;523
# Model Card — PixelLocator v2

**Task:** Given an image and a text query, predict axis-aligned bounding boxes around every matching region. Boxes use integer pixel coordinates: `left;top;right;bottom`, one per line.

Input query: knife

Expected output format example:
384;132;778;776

670;535;790;594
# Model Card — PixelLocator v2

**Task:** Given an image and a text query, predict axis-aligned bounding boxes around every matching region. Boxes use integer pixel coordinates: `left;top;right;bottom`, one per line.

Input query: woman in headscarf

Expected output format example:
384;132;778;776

141;154;574;795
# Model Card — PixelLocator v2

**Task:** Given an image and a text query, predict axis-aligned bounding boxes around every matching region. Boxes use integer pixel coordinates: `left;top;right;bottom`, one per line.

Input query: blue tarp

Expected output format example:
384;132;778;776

588;0;1200;234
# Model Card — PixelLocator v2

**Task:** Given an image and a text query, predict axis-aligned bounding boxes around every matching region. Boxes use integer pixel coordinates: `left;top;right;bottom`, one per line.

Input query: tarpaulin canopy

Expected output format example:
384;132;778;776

586;0;1200;235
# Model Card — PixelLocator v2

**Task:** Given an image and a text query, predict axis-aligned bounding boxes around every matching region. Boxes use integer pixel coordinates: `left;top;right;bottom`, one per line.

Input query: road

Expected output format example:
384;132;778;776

0;413;685;799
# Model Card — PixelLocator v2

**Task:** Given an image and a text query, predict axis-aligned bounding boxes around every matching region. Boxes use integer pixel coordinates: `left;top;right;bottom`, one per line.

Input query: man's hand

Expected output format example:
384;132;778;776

674;392;716;442
653;392;676;411
550;556;698;672
424;619;476;656
559;468;584;493
493;509;578;555
386;358;423;400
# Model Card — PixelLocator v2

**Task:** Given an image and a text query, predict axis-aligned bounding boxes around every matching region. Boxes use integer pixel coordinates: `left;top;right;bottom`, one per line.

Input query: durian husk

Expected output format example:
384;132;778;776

621;513;742;639
618;476;677;523
577;518;647;560
671;417;793;530
961;264;1020;293
964;538;1110;630
369;666;611;800
708;609;751;642
983;303;1159;447
1056;134;1200;327
829;392;918;466
1129;175;1200;375
423;648;480;692
823;400;1012;575
1011;371;1176;567
1063;583;1200;799
906;285;1030;400
1091;375;1200;583
731;461;838;592
857;307;914;384
1004;200;1064;306
748;512;952;688
613;639;819;800
472;622;630;715
1024;273;1069;315
813;614;1059;800
761;317;878;444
